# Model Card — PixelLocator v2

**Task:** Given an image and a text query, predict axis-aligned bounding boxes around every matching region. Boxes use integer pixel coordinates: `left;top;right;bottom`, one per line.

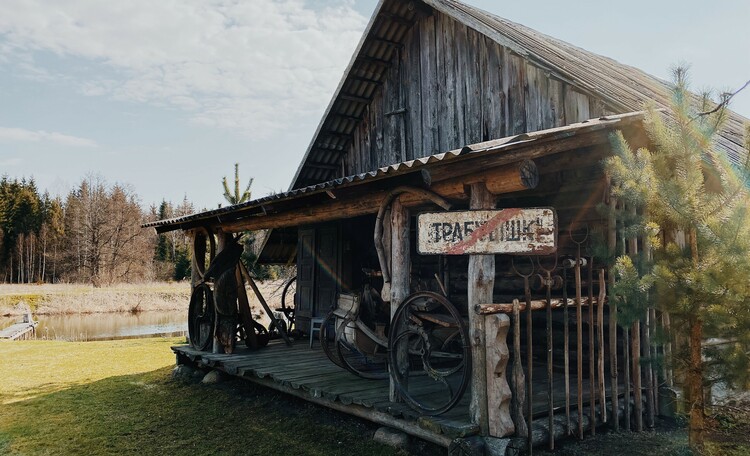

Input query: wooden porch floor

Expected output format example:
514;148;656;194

173;339;617;448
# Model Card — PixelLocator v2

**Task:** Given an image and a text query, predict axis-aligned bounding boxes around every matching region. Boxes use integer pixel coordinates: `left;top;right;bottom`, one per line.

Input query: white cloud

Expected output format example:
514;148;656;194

0;157;22;167
0;0;368;138
0;127;98;147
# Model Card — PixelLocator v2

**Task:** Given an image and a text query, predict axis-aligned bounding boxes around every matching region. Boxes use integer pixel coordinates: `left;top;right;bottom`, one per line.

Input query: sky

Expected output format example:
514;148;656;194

0;0;748;211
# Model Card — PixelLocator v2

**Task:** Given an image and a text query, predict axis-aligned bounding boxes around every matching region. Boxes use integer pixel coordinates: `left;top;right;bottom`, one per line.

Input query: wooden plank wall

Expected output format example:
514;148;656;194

343;11;610;176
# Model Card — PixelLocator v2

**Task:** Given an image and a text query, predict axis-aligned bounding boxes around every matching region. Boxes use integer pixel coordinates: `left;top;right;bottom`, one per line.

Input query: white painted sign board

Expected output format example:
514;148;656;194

417;208;557;255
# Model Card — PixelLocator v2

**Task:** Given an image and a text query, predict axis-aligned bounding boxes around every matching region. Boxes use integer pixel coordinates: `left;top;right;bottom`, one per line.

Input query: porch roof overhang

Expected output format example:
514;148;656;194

143;111;645;234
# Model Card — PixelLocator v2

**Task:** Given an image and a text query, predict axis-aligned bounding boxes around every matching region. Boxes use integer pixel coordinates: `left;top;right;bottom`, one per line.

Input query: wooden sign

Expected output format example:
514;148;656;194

417;208;557;255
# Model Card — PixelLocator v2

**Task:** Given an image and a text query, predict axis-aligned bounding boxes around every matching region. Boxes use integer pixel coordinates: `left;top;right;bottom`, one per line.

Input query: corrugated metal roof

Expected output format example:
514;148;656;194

143;111;644;232
288;0;748;189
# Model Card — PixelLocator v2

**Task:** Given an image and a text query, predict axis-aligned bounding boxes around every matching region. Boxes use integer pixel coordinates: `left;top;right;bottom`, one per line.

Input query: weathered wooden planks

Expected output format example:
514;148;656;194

343;11;605;177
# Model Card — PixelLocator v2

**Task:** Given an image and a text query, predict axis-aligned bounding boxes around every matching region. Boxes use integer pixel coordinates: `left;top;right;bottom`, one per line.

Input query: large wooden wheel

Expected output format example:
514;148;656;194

388;291;471;416
188;283;215;351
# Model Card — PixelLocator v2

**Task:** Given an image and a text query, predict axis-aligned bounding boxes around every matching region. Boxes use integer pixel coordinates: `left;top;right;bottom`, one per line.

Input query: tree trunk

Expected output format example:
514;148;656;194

688;228;704;451
688;316;704;451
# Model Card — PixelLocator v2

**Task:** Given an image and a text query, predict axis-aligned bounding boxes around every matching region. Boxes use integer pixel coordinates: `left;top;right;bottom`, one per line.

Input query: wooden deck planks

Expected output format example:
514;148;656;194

173;339;619;446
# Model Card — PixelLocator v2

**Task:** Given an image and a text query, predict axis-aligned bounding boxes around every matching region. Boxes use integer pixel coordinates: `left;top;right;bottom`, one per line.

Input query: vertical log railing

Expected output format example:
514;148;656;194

628;205;643;432
597;268;607;422
608;194;620;430
587;256;596;436
510;299;527;437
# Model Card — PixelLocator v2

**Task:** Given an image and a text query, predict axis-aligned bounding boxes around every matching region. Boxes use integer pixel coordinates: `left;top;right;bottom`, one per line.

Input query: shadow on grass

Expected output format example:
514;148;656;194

0;367;398;456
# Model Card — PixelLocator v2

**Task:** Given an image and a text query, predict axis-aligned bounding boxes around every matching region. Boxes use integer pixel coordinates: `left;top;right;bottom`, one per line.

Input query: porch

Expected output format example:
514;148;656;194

173;338;623;450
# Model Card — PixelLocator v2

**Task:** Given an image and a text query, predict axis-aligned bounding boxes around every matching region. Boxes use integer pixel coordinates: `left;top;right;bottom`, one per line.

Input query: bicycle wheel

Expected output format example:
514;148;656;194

280;276;297;330
335;318;389;380
320;310;345;368
388;291;470;415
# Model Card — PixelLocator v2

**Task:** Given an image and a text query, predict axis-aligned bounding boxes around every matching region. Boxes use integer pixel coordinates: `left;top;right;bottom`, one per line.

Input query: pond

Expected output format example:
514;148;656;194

0;310;187;341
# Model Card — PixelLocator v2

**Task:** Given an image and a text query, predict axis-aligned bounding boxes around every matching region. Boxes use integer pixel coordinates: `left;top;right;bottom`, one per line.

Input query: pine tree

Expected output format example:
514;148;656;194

606;68;750;450
222;163;253;205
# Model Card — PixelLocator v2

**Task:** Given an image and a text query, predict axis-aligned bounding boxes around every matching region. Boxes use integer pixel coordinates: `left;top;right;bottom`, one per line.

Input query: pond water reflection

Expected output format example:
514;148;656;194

1;310;187;341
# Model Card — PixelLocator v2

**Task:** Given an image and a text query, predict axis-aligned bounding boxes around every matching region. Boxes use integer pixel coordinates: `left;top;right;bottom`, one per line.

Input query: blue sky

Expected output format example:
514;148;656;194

1;0;748;211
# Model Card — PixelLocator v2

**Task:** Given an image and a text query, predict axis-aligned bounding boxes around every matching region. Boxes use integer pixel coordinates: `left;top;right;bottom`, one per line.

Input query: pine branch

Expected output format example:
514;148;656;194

692;79;750;120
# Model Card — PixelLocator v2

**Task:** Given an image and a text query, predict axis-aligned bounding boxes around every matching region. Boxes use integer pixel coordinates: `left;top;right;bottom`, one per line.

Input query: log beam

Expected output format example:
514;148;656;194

474;297;605;314
222;159;537;232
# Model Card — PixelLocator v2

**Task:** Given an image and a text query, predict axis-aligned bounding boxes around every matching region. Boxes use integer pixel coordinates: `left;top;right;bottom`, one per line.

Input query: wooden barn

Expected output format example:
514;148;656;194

144;0;748;453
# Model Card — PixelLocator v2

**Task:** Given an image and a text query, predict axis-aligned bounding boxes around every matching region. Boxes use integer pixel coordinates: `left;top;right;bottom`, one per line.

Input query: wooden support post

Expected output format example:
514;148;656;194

545;268;555;450
598;269;607;422
563;267;571;436
634;330;645;429
588;257;596;435
389;198;410;403
575;256;584;440
608;194;620;430
623;325;631;431
629;205;642;432
485;313;514;437
511;299;527;437
213;232;232;354
652;309;660;415
644;309;655;428
526;277;534;453
643;230;655;429
468;183;495;436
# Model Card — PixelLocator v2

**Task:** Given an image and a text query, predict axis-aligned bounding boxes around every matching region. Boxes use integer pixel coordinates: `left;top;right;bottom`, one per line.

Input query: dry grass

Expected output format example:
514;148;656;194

0;280;288;320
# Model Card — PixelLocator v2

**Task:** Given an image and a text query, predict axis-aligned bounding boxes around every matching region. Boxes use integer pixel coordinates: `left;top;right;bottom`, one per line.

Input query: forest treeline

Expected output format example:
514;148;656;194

0;175;196;285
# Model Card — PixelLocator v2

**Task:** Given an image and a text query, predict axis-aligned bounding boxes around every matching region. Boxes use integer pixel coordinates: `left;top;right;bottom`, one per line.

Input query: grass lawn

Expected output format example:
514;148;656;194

2;337;748;456
0;338;394;455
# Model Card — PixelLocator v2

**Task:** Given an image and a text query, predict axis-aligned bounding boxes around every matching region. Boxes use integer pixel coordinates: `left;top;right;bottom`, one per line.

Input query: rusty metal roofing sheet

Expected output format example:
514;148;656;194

143;111;644;231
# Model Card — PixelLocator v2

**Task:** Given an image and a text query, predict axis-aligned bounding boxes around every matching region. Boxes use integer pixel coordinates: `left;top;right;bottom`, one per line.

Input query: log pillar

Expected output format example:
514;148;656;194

389;197;410;402
212;231;233;354
468;183;495;435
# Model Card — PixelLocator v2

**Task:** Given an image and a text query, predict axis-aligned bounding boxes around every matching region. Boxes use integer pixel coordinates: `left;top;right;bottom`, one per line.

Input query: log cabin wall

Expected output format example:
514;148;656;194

342;10;611;177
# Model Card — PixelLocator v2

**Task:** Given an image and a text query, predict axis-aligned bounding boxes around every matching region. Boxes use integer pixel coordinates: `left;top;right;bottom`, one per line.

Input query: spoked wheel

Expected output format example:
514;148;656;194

335;318;389;380
388;291;471;416
280;276;297;330
188;283;215;351
320;310;345;368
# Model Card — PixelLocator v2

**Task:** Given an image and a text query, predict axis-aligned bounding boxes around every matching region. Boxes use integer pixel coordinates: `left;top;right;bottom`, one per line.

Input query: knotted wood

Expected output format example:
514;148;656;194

485;313;514;438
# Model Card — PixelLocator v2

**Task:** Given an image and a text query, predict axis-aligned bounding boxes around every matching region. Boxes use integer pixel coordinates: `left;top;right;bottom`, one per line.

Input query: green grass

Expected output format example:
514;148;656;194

0;338;393;455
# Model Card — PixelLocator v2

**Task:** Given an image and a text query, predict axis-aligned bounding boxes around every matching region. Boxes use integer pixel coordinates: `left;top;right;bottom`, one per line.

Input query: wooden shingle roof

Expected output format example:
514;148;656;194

290;0;748;188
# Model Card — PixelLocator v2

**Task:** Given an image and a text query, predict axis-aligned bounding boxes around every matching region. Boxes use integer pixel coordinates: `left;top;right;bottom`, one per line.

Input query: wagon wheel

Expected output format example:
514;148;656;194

280;276;297;330
388;291;471;416
188;283;215;351
335;317;389;380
